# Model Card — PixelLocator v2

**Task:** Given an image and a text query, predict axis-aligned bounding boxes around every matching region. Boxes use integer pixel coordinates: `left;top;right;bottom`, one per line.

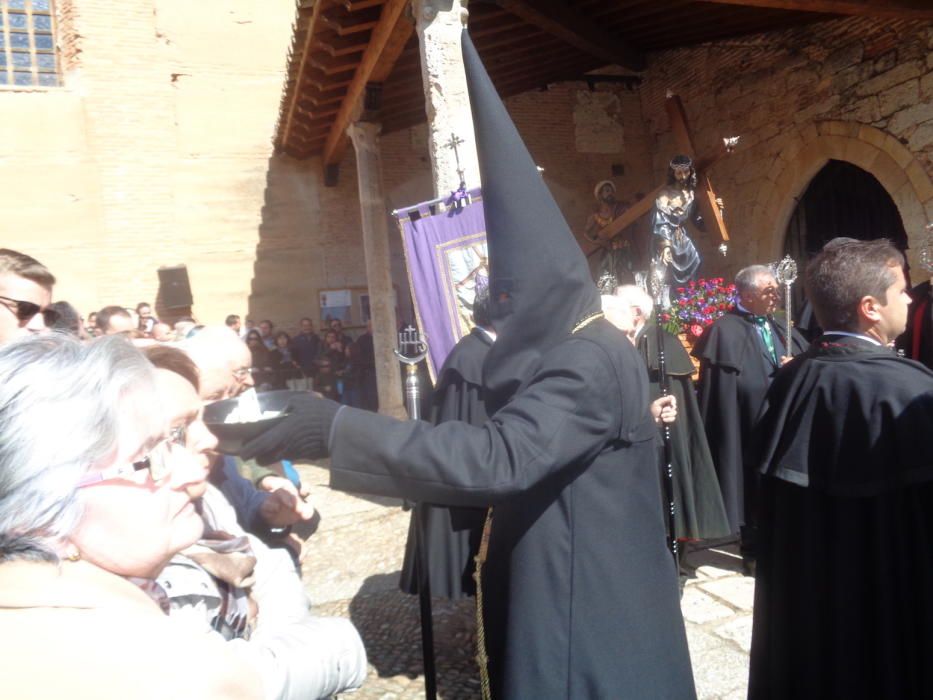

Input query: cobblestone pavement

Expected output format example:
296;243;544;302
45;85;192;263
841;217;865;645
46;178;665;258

297;463;752;700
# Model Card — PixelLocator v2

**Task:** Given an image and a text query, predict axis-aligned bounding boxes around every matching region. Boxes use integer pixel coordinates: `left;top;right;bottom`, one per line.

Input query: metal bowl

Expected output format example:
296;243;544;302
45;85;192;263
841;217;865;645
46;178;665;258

203;390;293;455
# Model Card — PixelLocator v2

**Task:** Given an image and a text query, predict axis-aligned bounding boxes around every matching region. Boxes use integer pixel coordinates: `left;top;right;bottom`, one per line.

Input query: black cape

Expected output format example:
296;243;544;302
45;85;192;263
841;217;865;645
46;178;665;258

329;320;695;699
896;280;933;369
636;323;730;540
692;309;808;532
399;328;491;599
749;335;933;699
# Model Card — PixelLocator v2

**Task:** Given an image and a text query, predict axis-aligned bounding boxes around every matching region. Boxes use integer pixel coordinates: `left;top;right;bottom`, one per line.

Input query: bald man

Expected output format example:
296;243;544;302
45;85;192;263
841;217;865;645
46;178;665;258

181;328;315;537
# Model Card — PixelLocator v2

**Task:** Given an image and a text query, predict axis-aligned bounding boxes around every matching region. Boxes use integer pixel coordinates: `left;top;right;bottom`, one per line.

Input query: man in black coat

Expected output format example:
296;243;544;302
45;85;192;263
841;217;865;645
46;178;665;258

692;265;807;570
748;237;933;699
613;285;730;542
240;31;695;700
895;278;933;368
398;290;493;599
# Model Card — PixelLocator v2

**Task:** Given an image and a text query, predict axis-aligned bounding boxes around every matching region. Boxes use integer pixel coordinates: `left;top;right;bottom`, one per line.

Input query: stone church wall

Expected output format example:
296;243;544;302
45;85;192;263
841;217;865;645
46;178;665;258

638;16;933;276
0;5;929;327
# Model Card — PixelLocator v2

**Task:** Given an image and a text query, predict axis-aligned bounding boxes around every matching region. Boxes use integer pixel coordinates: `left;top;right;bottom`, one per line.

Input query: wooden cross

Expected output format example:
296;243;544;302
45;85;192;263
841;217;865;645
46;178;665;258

592;93;734;248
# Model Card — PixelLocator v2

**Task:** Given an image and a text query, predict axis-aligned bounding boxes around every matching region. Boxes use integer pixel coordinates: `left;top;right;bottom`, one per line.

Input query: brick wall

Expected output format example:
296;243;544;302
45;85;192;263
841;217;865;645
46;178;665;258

1;6;929;329
0;0;296;325
249;77;648;331
254;14;933;326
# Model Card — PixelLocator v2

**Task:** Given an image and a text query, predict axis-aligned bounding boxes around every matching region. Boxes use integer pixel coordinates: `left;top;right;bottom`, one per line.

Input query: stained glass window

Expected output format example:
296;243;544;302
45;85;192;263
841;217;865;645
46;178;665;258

0;0;59;87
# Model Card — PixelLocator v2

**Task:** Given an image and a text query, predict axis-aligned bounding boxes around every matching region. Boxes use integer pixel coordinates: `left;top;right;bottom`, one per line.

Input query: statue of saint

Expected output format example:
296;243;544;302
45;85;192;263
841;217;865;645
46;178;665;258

652;155;703;285
584;180;640;291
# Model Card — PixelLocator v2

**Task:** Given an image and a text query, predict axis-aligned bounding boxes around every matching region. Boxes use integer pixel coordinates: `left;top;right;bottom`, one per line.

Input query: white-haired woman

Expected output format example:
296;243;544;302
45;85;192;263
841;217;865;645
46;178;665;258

0;334;262;700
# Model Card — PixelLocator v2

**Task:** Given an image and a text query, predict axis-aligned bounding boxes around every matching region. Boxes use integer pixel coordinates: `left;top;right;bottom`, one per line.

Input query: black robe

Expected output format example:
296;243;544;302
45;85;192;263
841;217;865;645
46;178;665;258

748;335;933;699
636;323;730;540
896;280;933;369
329;319;695;699
692;309;808;533
399;328;490;599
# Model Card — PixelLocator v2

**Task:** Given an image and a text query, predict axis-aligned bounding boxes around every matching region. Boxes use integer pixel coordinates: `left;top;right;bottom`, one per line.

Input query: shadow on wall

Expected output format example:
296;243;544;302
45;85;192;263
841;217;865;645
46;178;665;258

248;153;362;333
248;153;427;335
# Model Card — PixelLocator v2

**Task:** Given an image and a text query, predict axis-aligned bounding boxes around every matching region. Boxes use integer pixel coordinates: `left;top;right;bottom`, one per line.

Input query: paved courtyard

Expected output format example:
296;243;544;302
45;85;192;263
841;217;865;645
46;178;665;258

297;463;753;700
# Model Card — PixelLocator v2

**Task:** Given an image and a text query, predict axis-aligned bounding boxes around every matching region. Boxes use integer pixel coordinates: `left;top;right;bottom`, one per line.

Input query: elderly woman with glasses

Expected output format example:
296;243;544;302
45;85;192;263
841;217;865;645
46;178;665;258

0;334;262;700
147;345;367;700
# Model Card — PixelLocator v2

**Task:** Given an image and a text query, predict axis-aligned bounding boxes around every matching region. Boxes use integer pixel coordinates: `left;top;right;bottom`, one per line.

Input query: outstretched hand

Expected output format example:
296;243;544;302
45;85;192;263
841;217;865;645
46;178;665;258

651;395;677;425
239;391;343;465
257;475;317;527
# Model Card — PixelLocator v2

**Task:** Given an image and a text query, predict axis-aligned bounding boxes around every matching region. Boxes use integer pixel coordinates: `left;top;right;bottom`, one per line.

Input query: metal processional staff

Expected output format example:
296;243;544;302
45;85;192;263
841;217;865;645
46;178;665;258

395;326;437;700
775;256;798;357
649;263;679;569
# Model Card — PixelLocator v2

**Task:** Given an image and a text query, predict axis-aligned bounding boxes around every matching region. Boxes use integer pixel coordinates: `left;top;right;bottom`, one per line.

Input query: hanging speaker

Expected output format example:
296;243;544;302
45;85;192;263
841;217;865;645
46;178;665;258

158;265;193;309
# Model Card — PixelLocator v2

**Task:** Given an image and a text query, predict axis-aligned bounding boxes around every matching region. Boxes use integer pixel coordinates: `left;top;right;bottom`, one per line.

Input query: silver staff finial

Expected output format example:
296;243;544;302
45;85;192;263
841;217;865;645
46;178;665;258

920;222;933;275
775;256;798;287
395;325;428;365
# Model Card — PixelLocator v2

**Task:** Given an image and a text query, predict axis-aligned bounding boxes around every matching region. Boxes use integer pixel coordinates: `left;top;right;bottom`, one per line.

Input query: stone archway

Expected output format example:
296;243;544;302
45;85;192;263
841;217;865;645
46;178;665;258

753;120;933;271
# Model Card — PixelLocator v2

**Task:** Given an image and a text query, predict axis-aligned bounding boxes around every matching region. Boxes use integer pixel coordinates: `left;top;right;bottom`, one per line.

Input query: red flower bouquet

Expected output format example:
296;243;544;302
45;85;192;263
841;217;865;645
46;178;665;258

658;277;737;341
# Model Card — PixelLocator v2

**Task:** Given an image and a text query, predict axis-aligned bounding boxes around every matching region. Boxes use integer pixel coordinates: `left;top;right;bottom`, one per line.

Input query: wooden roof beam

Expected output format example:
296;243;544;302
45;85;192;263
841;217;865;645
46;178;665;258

694;0;933;19
343;0;384;10
302;69;354;91
298;92;346;109
308;51;363;75
315;32;370;56
279;0;329;150
490;0;644;71
322;0;413;168
320;5;383;35
634;10;819;46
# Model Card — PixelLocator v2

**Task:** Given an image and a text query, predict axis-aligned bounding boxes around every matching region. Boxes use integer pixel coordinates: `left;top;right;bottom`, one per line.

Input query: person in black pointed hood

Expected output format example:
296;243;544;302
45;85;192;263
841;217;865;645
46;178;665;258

238;31;695;699
467;37;601;414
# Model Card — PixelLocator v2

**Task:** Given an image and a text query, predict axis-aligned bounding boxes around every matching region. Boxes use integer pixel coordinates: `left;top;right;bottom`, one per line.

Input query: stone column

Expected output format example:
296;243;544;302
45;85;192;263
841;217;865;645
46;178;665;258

413;0;481;199
347;121;405;419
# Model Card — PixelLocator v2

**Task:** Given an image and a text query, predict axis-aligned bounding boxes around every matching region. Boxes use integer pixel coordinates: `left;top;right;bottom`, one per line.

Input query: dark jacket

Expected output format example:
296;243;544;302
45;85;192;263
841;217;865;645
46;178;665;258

329;320;695;698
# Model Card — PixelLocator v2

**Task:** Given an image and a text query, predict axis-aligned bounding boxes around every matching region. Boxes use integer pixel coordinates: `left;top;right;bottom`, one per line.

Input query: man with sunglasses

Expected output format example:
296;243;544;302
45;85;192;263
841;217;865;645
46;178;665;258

0;248;57;345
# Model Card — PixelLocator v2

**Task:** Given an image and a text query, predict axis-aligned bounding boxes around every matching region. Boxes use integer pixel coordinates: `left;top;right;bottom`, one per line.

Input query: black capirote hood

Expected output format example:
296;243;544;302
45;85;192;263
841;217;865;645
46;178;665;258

462;30;601;412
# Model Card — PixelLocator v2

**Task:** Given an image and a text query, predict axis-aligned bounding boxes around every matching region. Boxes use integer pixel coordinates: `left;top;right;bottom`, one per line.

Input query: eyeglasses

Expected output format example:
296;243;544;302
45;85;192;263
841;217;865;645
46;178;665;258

78;426;187;488
0;295;59;326
232;367;257;380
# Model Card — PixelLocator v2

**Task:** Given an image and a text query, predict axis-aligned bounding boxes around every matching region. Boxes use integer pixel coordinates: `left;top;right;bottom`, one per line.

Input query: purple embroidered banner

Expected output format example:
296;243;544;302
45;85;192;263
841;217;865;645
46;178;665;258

396;189;486;379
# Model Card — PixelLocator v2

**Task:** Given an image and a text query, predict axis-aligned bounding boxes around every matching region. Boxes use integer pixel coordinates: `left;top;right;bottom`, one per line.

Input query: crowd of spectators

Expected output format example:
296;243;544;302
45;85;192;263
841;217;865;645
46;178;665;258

0;247;368;700
236;316;378;411
63;299;380;412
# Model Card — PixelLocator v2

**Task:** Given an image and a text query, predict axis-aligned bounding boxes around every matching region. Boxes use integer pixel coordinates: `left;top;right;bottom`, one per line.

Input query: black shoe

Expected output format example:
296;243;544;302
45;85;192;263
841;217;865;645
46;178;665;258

741;558;756;577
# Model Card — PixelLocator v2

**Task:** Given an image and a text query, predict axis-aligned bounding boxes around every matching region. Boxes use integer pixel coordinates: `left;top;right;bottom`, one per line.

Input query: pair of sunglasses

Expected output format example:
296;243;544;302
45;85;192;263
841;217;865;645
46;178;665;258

0;295;60;326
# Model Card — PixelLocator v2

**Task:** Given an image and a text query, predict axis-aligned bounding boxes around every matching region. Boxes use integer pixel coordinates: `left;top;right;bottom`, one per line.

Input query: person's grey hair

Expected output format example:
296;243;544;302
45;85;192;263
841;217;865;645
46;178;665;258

735;265;775;296
601;294;633;335
178;325;242;366
0;333;158;563
615;285;655;321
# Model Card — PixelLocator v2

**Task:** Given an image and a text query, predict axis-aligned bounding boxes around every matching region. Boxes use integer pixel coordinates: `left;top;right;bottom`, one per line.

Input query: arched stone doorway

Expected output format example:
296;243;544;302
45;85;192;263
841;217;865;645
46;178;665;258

754;121;933;273
783;159;908;261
